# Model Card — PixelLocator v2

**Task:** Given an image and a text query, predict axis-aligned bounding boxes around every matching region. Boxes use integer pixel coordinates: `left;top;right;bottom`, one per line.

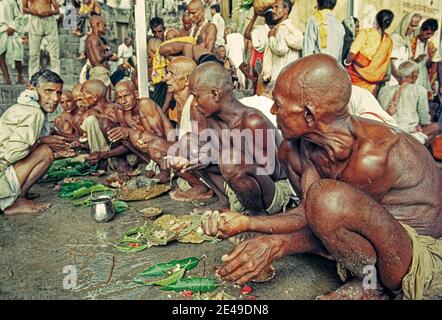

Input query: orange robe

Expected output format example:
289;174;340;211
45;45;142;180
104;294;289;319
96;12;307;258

347;34;393;94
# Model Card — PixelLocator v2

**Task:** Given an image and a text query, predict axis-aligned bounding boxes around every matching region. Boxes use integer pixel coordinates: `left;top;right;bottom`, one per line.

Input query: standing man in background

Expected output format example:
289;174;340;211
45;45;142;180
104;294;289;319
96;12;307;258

211;3;225;47
303;0;345;63
23;0;61;78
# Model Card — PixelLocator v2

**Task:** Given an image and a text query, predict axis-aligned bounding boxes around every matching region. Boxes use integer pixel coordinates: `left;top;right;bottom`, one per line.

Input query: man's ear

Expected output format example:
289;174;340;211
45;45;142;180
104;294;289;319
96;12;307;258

211;88;221;103
304;105;316;128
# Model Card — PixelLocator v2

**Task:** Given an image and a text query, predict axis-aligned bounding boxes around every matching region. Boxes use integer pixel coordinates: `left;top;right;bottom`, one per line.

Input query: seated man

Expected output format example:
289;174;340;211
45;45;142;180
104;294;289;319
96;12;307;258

0;69;69;215
378;60;436;144
173;61;291;215
54;90;81;141
110;80;187;182
78;80;132;171
201;54;442;300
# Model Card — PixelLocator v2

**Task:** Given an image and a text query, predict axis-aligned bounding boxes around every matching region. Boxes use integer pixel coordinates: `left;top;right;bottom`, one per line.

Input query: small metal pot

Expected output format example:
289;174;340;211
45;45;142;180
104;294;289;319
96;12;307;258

91;196;115;223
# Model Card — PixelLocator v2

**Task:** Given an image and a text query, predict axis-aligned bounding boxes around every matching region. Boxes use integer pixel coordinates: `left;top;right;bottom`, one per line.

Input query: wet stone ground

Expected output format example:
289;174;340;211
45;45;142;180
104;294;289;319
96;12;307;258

0;177;343;300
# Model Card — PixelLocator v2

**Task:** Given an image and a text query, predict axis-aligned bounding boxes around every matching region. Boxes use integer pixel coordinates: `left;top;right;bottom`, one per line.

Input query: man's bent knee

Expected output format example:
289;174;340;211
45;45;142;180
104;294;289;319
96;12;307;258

305;179;352;234
35;144;55;163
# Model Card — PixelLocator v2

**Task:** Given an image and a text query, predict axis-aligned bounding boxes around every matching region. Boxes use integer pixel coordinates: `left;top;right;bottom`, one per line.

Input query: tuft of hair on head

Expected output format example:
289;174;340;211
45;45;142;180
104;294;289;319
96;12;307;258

115;79;136;92
89;15;103;27
421;18;439;32
149;17;164;29
398;60;419;79
81;79;107;98
30;69;64;88
192;61;233;93
317;0;337;10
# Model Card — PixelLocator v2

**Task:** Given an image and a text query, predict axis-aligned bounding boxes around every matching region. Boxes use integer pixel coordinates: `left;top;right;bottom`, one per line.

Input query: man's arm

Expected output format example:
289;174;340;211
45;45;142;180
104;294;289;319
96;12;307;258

244;11;258;41
86;36;107;66
204;23;217;52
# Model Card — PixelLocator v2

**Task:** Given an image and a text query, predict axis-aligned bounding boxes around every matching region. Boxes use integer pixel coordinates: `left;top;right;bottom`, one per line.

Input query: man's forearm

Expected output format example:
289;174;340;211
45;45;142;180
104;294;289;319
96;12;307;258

248;206;308;234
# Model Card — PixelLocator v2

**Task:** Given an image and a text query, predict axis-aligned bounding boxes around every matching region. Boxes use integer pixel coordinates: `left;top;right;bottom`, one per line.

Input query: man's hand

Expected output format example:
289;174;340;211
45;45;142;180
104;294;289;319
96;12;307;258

39;135;70;152
201;210;250;239
6;27;15;36
216;235;283;285
109;54;119;62
415;54;427;63
268;28;277;38
85;151;108;164
108;127;132;142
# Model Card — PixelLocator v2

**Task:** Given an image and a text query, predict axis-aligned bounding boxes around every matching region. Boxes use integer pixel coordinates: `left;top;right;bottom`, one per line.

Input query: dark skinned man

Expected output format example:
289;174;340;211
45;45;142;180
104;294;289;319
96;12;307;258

172;61;291;215
201;54;442;300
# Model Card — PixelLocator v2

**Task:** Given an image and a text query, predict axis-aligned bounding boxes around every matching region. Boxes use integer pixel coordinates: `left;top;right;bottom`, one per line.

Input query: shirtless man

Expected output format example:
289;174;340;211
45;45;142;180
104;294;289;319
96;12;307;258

149;57;214;201
85;15;117;90
23;0;60;78
109;81;176;175
166;13;193;40
77;80;131;171
186;0;217;52
0;69;69;215
173;62;290;214
54;91;80;140
201;54;442;300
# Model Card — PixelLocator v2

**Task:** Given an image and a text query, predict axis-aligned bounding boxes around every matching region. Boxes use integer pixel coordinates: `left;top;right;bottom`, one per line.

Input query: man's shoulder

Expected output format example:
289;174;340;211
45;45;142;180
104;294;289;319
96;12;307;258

1;102;45;124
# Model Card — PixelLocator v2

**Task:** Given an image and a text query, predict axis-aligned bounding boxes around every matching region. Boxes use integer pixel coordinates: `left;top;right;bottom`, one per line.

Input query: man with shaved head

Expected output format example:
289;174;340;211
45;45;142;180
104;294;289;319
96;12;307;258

86;15;118;89
78;80;131;171
162;57;213;201
173;61;291;215
186;0;217;52
201;54;442;300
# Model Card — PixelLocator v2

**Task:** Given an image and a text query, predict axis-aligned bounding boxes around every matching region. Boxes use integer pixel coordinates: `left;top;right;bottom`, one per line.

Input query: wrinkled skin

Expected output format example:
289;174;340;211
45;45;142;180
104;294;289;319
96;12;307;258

202;55;442;299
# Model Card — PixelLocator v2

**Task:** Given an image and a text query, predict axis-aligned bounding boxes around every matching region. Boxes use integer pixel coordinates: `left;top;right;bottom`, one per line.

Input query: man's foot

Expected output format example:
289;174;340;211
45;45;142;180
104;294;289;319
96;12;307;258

4;198;51;215
316;280;391;300
169;187;214;202
3;78;12;85
77;53;86;60
16;76;27;85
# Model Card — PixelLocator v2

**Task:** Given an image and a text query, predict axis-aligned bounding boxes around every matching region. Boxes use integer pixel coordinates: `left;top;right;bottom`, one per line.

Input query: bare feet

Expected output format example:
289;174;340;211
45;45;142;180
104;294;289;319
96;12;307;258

17;76;28;85
4;198;51;215
316;279;391;300
71;30;83;37
169;187;214;202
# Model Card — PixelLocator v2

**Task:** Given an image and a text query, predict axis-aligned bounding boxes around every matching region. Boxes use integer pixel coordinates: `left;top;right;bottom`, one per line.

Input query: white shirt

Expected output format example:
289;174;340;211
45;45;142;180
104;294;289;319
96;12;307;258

251;24;270;53
117;43;134;65
226;33;244;68
211;12;225;47
265;19;303;82
348;85;397;127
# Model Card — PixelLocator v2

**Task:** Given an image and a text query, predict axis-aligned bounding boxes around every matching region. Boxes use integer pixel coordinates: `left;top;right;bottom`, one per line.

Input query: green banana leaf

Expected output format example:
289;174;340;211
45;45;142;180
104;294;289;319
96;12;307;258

161;278;218;293
134;268;185;287
138;257;200;277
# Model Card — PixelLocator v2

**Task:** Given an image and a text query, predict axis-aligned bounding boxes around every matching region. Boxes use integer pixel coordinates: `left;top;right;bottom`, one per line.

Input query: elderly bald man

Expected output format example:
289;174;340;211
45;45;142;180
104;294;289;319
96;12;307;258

201;54;442;300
